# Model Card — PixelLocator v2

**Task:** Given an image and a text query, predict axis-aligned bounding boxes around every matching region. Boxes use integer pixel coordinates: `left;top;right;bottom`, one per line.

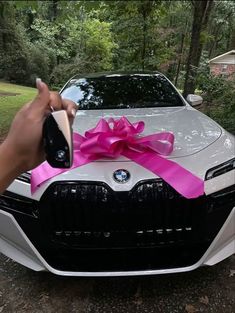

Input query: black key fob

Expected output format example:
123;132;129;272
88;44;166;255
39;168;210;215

43;111;73;168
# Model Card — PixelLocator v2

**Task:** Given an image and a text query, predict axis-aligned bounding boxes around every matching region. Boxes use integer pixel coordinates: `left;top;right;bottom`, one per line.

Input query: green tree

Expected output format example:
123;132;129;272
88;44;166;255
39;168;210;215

183;0;214;97
0;2;30;83
206;1;235;58
105;0;169;71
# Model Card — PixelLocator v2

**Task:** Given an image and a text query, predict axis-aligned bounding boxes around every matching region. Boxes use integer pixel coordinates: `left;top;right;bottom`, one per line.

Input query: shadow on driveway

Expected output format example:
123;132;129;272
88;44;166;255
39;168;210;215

0;254;234;313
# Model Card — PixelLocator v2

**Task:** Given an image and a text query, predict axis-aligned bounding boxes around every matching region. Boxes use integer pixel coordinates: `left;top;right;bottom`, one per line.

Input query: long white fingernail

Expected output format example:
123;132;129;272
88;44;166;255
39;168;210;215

71;109;76;117
36;78;42;88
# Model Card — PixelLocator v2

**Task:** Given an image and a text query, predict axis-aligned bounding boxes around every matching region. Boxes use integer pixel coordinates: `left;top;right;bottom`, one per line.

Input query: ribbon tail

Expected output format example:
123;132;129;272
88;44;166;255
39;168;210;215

122;149;204;199
31;163;65;194
31;151;99;194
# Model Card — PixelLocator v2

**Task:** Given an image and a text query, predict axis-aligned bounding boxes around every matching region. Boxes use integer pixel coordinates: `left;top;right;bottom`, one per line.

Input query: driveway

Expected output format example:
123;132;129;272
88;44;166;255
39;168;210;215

0;253;234;313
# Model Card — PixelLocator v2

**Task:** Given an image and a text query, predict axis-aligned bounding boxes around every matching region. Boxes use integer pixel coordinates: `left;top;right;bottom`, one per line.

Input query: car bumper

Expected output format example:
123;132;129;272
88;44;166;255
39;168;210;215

0;205;234;277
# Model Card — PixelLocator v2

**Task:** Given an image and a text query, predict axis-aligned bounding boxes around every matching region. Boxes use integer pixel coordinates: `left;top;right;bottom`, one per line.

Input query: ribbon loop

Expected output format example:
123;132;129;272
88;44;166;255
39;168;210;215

31;116;204;198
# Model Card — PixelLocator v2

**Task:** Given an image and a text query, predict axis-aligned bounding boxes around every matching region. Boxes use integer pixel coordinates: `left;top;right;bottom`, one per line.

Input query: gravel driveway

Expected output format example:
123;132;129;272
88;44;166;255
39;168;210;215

0;253;234;313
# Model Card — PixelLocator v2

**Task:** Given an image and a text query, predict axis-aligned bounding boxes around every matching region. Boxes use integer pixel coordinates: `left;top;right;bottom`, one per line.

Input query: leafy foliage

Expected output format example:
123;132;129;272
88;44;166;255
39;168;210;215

0;0;234;131
197;62;235;133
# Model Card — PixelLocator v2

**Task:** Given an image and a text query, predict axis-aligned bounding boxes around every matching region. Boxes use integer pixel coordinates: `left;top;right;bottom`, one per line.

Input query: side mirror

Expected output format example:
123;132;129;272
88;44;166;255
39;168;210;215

186;94;203;107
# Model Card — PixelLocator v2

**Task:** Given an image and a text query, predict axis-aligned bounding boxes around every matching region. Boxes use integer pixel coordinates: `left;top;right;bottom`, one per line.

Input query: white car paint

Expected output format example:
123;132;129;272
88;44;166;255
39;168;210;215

7;114;235;201
1;72;235;276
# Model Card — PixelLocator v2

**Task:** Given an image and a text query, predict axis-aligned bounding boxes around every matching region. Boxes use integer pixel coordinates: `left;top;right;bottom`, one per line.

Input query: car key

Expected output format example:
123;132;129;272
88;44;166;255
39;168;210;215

43;110;73;168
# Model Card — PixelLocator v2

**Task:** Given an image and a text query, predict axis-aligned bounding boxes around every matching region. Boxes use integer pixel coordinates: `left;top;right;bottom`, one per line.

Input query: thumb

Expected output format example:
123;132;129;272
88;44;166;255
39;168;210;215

31;78;50;110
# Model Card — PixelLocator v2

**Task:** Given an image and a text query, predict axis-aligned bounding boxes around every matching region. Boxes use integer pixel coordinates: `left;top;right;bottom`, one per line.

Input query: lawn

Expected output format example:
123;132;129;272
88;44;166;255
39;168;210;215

0;81;37;138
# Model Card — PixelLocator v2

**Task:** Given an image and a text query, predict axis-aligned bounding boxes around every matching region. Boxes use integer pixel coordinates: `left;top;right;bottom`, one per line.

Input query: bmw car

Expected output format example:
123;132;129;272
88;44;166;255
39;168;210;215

0;72;234;276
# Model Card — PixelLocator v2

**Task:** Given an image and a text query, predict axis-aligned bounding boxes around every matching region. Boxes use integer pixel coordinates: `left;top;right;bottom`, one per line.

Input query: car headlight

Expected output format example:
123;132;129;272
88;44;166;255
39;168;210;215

205;158;235;180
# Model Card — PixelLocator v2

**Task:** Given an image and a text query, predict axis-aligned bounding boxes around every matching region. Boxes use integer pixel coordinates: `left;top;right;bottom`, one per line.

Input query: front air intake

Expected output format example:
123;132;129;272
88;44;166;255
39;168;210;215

39;180;206;248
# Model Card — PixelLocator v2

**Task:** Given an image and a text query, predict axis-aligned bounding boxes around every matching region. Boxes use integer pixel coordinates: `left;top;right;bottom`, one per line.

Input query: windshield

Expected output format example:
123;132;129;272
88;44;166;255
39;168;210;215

61;74;184;109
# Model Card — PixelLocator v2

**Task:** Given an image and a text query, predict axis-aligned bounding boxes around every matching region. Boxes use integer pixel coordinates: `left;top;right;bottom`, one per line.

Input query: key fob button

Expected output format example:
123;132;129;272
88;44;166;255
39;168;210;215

43;111;73;168
55;150;66;162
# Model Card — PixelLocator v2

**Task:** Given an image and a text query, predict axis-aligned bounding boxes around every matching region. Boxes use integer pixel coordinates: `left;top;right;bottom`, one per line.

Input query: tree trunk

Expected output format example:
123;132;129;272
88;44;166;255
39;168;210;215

174;20;188;87
139;0;155;71
229;27;235;49
183;0;214;97
0;2;14;50
226;25;231;51
142;10;147;71
52;0;58;21
0;2;6;49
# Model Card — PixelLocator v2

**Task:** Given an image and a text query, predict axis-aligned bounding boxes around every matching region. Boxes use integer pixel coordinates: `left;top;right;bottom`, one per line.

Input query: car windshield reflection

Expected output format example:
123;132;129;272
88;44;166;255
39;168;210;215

61;74;184;109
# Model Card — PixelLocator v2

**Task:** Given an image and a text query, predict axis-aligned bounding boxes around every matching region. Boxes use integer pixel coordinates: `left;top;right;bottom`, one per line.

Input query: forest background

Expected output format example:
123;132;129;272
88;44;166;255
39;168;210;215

0;0;234;132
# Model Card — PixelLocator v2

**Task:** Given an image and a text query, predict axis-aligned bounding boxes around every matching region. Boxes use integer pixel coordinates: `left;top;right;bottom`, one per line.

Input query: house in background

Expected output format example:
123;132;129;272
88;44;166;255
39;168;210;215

209;50;235;78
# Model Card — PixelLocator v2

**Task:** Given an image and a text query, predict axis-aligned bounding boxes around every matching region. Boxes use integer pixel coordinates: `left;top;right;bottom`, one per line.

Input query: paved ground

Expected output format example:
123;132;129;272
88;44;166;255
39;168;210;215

0;253;234;313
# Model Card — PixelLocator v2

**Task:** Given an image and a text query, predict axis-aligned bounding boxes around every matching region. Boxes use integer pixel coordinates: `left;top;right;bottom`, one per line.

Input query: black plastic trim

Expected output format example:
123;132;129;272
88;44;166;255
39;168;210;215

1;181;234;272
205;158;235;180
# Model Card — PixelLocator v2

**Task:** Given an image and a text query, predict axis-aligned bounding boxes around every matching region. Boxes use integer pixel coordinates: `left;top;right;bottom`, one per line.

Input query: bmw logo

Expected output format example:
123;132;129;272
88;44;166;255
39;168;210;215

113;169;130;183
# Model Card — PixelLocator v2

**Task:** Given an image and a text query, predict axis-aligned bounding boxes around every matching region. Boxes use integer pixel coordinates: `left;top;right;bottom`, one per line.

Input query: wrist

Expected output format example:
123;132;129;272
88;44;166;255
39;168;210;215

0;139;25;179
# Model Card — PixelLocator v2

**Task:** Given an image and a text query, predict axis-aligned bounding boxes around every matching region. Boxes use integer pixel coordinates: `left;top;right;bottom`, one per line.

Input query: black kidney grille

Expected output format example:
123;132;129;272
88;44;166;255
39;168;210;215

39;180;207;249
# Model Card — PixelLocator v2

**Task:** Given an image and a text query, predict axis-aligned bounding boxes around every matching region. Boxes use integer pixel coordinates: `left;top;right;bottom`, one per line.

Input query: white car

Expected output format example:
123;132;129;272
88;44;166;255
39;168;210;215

0;72;234;276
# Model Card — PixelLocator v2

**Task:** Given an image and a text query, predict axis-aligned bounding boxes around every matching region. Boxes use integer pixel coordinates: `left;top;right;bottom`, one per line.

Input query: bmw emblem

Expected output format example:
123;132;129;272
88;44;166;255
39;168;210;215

113;169;130;183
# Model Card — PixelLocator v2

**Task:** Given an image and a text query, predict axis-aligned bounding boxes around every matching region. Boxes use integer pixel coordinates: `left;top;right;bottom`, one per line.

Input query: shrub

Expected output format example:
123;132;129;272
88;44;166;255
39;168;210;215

0;39;29;84
49;54;104;89
197;64;235;134
27;44;51;85
49;63;79;90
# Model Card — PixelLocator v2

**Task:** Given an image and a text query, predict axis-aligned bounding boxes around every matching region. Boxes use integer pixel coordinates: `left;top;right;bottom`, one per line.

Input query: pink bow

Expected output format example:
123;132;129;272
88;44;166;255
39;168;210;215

31;117;204;198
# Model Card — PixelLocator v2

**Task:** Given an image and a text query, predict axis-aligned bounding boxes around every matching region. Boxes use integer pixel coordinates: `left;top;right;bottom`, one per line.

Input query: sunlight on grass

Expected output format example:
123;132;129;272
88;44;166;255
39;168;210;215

0;82;37;137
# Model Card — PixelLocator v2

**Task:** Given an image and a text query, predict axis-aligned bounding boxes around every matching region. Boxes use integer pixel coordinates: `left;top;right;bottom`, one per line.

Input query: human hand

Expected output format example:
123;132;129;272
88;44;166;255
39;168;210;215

1;79;77;173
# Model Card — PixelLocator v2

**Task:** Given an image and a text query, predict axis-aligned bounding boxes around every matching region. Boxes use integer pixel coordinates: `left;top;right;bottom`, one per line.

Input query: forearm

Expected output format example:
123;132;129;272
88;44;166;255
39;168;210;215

0;80;76;194
0;141;23;193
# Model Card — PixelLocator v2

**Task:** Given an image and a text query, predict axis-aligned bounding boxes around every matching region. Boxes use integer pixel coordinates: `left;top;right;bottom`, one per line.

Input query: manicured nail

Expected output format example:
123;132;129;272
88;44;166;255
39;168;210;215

36;78;42;88
71;108;76;117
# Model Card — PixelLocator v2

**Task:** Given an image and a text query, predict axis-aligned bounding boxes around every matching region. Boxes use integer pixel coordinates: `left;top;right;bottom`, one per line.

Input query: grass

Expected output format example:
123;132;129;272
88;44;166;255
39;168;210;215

0;82;37;137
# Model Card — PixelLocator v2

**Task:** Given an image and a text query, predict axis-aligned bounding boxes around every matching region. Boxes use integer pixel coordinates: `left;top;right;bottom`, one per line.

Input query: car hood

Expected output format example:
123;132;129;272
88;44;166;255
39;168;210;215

72;106;222;158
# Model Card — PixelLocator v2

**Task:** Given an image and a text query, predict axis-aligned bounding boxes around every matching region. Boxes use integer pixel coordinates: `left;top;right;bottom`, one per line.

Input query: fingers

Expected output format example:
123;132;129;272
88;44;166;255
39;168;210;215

49;91;63;111
30;79;63;114
62;99;77;124
30;78;50;111
29;79;77;124
62;99;77;117
49;95;77;124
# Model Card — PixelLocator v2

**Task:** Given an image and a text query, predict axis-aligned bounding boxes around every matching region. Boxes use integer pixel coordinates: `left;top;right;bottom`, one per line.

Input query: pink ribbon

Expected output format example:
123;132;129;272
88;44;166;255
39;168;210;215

31;116;204;198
